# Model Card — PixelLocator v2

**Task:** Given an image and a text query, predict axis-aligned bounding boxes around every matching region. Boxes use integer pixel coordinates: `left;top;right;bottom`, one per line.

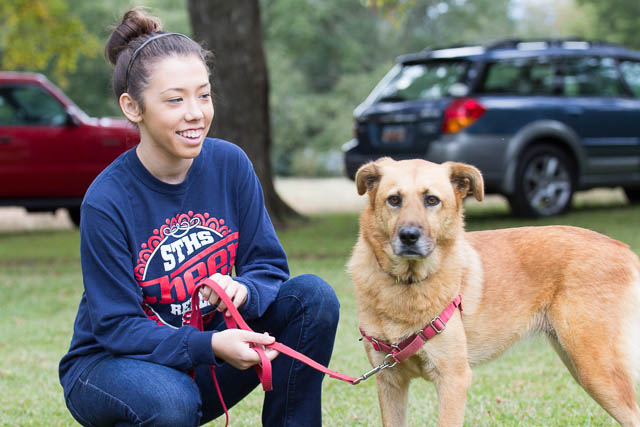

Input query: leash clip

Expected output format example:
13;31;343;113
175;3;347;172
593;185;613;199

352;353;398;385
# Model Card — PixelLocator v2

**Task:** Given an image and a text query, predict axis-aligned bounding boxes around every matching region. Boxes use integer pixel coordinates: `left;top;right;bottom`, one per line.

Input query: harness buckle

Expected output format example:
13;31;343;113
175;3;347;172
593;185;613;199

430;316;446;334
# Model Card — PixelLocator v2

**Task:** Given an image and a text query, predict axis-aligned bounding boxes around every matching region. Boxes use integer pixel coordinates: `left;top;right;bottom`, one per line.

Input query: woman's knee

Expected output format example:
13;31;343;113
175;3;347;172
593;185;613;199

142;376;202;426
282;274;340;328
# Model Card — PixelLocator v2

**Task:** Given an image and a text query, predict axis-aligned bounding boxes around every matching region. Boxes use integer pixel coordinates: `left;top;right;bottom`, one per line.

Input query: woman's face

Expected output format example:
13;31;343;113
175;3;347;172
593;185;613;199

136;54;214;162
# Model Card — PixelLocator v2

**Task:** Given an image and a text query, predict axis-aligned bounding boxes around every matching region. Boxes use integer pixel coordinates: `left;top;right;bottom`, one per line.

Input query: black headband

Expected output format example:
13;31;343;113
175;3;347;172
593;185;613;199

125;32;192;92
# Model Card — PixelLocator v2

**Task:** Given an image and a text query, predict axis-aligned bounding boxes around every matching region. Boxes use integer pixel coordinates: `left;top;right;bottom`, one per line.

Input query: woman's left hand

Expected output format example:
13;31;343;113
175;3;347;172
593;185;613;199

200;273;248;317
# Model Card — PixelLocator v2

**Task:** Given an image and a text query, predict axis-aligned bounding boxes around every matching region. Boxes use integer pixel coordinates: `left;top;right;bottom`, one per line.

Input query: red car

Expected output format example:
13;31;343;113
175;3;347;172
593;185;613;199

0;72;139;226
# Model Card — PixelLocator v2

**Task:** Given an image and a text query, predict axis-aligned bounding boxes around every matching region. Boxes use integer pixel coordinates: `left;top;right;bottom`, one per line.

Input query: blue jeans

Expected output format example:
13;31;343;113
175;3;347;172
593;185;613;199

64;274;340;426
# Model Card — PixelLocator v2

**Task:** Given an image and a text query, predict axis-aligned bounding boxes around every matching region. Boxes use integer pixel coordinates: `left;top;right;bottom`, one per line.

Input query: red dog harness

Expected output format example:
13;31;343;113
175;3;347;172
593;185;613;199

360;295;463;364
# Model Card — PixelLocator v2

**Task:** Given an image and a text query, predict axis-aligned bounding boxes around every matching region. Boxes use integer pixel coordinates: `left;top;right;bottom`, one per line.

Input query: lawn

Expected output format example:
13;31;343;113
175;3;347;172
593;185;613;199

1;196;639;426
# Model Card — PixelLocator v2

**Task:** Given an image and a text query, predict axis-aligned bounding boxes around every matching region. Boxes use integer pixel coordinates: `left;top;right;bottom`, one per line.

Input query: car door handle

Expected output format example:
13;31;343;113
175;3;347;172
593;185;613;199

0;135;11;144
566;107;583;115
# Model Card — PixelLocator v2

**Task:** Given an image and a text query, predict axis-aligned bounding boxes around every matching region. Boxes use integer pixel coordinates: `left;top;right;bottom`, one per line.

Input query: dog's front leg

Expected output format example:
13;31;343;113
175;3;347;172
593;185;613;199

432;361;472;427
364;344;412;427
375;368;411;427
429;320;473;427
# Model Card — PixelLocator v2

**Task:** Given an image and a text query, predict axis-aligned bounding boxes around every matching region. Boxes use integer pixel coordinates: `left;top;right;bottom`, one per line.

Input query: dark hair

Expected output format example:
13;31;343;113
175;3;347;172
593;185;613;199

105;8;212;109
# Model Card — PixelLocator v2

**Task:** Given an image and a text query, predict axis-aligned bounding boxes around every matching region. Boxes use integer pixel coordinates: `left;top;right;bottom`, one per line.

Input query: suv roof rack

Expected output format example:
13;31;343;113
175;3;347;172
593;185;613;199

485;37;621;50
398;37;632;64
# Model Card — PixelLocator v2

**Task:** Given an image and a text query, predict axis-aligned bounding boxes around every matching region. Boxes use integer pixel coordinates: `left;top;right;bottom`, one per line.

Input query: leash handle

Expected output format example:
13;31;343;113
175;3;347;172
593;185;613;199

189;279;273;388
187;278;360;425
190;278;358;377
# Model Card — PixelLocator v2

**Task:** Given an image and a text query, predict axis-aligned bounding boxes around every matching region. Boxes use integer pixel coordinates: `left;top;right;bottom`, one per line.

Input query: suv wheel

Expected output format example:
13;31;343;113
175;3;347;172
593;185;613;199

508;144;575;218
623;187;640;204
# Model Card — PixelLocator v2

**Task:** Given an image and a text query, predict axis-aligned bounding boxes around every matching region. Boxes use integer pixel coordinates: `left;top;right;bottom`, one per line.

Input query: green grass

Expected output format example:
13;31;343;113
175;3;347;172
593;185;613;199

1;198;639;426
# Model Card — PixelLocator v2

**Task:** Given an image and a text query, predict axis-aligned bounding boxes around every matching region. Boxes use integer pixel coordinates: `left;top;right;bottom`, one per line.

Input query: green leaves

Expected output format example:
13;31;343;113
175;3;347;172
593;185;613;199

0;0;100;87
576;0;640;50
364;0;418;25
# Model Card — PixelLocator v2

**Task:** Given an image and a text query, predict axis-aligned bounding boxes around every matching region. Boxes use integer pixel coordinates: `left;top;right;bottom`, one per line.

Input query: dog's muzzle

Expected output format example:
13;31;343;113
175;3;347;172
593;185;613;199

392;226;434;257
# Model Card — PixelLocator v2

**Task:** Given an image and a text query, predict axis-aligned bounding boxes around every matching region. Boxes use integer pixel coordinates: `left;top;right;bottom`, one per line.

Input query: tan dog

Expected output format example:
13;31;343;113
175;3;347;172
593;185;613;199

348;157;640;426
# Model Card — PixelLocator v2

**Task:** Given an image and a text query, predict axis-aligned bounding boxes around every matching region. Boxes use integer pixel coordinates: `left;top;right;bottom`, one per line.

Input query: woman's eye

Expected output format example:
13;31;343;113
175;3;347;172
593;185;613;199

425;195;440;206
200;93;211;100
167;97;182;104
387;195;402;207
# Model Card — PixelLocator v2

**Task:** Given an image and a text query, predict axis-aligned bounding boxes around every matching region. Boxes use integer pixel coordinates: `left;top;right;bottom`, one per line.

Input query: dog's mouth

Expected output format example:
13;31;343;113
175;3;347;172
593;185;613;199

393;245;434;258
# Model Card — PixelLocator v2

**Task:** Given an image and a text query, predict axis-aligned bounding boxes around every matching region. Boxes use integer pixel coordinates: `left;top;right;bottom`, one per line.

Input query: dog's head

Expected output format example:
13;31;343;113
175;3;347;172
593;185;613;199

355;158;483;260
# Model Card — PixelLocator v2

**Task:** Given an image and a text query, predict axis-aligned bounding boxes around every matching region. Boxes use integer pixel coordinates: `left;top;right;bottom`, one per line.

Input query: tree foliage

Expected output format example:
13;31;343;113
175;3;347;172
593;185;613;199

0;0;99;86
575;0;640;49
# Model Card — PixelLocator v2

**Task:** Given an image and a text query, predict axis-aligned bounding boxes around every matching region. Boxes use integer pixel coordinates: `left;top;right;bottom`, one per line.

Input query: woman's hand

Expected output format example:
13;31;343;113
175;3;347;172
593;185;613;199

211;329;279;370
200;273;248;317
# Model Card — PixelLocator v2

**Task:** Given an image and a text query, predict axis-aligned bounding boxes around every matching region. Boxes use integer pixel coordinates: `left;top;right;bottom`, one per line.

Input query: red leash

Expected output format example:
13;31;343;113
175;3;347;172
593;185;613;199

187;278;461;425
187;278;357;425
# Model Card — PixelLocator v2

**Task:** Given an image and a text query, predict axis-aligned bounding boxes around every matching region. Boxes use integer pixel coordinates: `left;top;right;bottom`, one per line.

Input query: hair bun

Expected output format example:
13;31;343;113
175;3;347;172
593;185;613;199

105;8;163;66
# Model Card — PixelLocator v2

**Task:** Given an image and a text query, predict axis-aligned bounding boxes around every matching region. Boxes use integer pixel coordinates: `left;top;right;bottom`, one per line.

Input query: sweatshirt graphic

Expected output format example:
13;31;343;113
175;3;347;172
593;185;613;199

135;211;239;328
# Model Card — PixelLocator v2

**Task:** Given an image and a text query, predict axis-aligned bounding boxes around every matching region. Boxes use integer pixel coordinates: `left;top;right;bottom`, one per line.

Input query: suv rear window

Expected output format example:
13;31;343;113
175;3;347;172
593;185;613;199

478;59;555;95
619;60;640;97
558;57;623;97
374;60;468;102
478;56;626;97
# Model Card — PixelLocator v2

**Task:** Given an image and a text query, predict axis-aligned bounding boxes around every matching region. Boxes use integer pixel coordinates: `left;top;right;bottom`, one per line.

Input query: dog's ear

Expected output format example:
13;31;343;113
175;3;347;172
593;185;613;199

446;162;484;201
355;157;391;196
355;162;380;196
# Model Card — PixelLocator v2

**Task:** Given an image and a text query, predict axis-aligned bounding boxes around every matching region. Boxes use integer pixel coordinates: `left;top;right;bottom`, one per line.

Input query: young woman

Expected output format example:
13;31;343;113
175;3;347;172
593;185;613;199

59;9;339;426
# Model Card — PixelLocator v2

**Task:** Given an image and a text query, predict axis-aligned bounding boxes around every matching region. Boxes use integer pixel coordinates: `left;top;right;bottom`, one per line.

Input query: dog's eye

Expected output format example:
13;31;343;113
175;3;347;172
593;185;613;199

387;195;402;207
425;195;440;206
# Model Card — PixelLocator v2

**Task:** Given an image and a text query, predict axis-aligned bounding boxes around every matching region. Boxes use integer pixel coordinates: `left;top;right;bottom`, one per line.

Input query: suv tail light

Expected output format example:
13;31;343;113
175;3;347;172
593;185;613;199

442;98;486;134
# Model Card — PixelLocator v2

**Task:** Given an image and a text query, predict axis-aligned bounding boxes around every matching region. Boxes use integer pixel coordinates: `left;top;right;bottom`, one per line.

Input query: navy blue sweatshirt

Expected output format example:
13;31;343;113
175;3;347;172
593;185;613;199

59;138;289;397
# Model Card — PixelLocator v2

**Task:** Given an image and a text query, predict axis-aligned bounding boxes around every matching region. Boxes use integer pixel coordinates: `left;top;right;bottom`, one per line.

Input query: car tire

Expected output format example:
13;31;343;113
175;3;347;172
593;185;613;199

68;207;81;227
508;144;575;218
623;187;640;204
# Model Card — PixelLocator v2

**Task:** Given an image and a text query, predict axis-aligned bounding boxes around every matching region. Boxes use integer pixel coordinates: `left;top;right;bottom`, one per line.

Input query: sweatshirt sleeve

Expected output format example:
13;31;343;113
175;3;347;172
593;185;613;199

80;203;217;369
231;150;290;320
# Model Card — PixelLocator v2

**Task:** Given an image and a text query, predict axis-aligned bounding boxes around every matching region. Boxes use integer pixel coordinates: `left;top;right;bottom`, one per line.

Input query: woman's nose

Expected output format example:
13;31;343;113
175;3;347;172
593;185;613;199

185;100;204;121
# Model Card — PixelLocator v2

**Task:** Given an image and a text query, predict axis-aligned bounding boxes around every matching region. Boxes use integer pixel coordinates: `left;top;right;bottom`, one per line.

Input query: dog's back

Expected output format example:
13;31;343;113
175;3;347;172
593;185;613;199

463;226;640;383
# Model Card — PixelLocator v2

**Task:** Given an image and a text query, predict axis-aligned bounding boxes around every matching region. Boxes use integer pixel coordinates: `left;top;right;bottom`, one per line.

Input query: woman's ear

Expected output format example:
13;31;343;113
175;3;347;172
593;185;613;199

119;93;142;123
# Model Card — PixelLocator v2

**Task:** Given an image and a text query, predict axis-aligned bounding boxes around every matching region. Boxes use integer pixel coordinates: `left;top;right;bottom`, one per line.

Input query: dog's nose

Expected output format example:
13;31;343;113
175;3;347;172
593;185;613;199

399;226;421;246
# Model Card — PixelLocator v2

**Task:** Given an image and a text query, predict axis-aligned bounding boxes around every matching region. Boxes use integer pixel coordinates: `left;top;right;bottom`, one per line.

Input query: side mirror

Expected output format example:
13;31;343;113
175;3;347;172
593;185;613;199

448;83;469;97
66;107;81;127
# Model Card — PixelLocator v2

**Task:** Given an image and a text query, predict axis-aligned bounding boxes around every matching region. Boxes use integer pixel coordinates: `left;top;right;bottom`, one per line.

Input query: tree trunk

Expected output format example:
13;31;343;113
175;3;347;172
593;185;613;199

187;0;300;227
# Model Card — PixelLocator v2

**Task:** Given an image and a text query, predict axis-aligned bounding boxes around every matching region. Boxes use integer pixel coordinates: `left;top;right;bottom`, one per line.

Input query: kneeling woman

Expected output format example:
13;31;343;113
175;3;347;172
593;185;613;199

59;8;339;426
